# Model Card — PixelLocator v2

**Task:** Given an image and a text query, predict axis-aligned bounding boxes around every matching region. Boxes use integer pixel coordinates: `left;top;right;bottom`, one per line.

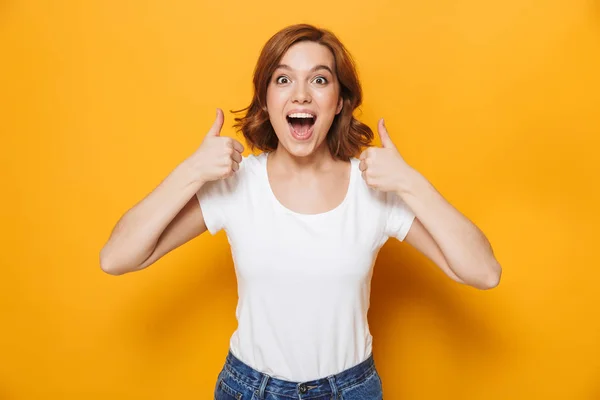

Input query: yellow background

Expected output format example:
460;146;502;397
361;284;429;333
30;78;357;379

2;0;599;398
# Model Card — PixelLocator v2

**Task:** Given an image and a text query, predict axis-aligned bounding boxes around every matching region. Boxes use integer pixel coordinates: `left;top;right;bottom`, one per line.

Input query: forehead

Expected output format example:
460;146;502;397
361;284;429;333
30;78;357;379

278;41;335;72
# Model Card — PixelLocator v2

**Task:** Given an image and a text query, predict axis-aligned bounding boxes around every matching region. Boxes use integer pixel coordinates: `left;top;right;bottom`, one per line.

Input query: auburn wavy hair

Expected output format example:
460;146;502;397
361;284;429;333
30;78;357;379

232;24;374;161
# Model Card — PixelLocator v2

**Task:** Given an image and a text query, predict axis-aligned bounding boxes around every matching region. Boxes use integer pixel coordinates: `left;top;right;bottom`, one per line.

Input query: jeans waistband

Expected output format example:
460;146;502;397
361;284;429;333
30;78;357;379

223;350;376;398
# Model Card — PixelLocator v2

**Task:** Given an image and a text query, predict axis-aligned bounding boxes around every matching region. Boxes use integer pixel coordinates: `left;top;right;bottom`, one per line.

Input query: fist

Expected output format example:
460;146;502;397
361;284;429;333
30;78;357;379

191;108;245;183
359;118;410;193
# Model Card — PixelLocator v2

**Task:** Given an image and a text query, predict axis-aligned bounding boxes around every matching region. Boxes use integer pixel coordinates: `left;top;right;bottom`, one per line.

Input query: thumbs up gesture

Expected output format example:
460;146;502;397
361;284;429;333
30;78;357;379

190;108;245;184
359;118;412;193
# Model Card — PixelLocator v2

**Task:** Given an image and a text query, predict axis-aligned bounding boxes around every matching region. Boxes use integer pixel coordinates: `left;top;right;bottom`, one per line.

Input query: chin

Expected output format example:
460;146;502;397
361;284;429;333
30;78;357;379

278;140;320;158
278;132;330;159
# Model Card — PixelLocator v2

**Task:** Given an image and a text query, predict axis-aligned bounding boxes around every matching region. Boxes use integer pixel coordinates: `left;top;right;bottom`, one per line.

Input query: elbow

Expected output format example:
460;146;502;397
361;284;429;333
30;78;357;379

476;261;502;290
99;248;127;276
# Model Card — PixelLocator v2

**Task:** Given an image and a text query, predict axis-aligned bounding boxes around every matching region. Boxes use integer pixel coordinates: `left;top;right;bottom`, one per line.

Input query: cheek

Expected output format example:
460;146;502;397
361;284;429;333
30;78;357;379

265;90;275;109
314;90;340;112
266;88;287;108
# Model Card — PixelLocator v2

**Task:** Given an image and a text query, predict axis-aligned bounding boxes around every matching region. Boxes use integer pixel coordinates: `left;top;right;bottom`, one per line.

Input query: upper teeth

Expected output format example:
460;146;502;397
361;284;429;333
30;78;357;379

288;113;315;119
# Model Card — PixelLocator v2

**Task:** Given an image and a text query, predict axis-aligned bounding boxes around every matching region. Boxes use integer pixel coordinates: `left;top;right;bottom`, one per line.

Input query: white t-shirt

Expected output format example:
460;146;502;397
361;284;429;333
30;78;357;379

196;152;415;382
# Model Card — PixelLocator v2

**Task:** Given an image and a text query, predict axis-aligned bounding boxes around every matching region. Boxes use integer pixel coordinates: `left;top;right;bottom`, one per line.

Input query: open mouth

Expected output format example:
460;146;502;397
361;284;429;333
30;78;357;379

286;112;316;140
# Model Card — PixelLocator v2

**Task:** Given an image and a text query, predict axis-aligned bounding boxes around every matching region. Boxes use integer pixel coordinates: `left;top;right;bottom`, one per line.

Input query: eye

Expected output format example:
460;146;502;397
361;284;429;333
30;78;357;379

276;76;290;84
313;76;328;85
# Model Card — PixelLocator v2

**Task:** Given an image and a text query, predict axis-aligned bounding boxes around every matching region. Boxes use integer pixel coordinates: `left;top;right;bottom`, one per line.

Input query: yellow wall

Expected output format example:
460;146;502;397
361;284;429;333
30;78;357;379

2;1;599;398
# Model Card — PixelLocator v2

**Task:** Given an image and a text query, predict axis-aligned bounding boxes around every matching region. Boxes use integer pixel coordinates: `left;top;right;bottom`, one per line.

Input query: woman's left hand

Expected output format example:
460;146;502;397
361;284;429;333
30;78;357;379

359;118;413;193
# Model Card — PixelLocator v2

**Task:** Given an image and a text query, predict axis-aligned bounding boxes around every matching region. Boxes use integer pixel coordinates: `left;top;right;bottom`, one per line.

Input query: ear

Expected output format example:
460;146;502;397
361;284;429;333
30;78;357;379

335;96;343;115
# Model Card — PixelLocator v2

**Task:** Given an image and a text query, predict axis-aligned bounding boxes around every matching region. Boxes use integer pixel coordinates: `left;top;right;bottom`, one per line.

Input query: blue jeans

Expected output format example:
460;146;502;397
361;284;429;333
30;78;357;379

214;350;383;399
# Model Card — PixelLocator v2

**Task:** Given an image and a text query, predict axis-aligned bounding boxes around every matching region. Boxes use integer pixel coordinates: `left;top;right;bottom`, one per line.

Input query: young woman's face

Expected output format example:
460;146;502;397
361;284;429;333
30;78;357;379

266;41;343;158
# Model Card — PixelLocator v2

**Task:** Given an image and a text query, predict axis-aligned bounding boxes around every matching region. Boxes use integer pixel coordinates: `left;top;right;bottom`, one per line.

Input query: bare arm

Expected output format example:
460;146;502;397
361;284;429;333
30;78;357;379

99;109;244;275
402;217;465;284
99;161;207;275
399;168;501;290
360;118;501;290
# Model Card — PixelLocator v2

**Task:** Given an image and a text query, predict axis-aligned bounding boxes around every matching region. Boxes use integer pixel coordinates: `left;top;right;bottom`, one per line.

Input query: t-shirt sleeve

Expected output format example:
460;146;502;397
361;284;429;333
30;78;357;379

195;175;239;235
384;191;416;241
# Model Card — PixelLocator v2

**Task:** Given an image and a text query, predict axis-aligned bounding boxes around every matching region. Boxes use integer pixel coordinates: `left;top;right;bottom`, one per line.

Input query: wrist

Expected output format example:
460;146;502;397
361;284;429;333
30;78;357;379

394;165;424;197
177;156;207;188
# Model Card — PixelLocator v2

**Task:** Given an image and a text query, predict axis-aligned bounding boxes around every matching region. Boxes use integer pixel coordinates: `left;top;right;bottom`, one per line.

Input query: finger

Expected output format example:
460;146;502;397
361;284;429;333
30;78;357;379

359;149;367;160
378;118;395;149
231;150;242;164
232;161;239;172
207;108;224;137
232;139;245;154
359;159;366;172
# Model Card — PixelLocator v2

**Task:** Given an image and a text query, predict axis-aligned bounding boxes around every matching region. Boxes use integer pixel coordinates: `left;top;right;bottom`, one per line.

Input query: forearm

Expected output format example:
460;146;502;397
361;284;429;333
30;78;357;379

397;167;502;289
99;158;204;274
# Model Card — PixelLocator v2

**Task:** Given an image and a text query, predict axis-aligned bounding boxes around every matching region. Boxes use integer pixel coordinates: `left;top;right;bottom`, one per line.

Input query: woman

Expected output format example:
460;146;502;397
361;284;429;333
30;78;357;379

100;24;502;399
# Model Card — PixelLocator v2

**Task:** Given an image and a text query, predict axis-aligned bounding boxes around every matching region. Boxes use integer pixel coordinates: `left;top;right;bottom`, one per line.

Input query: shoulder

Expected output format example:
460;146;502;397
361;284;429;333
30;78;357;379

349;156;381;200
199;152;266;195
239;152;267;176
349;156;402;210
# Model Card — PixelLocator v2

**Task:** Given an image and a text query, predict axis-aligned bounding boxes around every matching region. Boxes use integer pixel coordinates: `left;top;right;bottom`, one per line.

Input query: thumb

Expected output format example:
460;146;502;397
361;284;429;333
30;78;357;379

378;118;396;149
207;108;224;137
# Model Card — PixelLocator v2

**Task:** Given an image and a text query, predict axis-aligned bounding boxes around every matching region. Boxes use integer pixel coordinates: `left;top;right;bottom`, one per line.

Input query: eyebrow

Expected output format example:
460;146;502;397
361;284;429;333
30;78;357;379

274;64;334;75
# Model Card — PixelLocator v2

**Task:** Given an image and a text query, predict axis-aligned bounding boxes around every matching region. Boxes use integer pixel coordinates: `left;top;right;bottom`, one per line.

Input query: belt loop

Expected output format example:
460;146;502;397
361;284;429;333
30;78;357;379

258;373;270;399
327;375;338;399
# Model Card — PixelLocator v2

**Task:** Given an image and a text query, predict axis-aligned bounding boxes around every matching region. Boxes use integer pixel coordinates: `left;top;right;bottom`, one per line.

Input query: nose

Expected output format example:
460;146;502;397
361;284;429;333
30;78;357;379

292;82;311;104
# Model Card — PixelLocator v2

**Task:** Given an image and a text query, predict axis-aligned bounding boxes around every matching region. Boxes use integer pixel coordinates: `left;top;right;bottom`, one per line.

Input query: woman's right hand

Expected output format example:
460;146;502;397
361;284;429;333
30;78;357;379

190;108;245;184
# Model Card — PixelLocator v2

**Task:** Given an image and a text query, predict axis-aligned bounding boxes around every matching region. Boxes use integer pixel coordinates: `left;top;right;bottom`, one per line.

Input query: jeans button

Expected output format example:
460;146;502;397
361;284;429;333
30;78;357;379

299;383;307;393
